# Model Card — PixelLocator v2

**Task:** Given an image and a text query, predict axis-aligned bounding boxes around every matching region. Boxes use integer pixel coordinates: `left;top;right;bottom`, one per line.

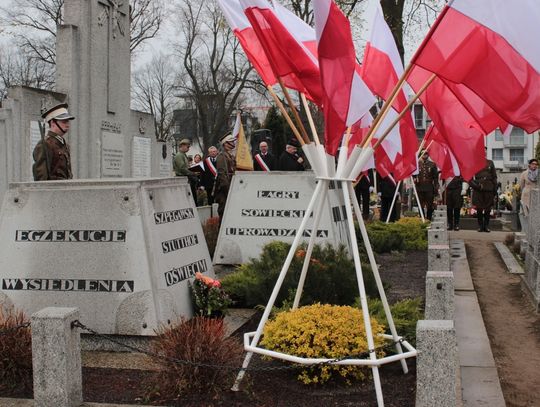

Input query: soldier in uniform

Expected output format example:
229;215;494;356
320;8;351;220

470;157;497;232
444;176;468;231
32;103;75;181
173;138;198;201
214;133;237;223
414;152;439;220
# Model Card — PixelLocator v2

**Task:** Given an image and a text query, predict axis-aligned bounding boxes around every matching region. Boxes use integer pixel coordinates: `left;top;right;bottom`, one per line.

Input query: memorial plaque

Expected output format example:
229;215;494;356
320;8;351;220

0;178;213;335
132;136;151;177
214;172;352;265
101;131;125;177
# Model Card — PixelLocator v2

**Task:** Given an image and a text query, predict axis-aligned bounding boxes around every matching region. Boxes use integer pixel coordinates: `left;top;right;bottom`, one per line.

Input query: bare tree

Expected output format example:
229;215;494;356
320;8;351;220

0;0;165;65
173;0;261;150
0;45;55;99
132;53;177;142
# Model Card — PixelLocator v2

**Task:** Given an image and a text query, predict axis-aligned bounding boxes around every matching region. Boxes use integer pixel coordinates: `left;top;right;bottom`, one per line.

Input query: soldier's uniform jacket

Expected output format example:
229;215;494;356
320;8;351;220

415;159;438;192
214;150;236;194
32;131;72;181
471;160;497;209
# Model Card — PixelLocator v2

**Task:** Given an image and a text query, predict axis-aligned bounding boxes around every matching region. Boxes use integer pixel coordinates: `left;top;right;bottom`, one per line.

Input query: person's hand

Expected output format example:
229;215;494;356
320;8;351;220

461;182;469;196
297;157;304;164
369;186;374;193
377;192;381;197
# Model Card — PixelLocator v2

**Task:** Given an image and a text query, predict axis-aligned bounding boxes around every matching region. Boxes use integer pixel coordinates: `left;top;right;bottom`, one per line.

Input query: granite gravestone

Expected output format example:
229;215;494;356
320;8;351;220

523;188;540;311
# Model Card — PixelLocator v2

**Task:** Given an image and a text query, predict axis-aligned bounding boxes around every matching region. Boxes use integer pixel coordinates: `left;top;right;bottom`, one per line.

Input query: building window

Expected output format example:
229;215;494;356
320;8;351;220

494;130;503;141
413;104;424;129
509;128;525;145
492;148;503;161
509;148;525;165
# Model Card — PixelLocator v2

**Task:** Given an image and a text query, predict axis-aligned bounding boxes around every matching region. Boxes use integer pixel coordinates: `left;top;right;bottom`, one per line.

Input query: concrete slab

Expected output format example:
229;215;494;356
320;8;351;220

454;291;496;367
460;367;506;407
493;242;524;274
450;240;474;291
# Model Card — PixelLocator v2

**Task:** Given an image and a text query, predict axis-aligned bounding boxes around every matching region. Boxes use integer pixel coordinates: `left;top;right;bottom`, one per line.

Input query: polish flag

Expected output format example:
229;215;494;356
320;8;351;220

240;0;323;105
412;0;540;133
360;0;417;178
408;65;486;180
217;0;276;86
425;124;460;180
313;0;375;156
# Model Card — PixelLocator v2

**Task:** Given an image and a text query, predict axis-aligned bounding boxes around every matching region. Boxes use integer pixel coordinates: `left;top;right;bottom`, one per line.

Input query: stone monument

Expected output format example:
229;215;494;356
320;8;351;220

0;0;173;203
522;187;540;311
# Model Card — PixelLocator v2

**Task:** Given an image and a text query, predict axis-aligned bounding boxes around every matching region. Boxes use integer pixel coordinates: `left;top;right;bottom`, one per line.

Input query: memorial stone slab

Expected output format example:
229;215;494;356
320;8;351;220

430;221;446;231
523;188;540;309
0;178;213;335
214;172;352;265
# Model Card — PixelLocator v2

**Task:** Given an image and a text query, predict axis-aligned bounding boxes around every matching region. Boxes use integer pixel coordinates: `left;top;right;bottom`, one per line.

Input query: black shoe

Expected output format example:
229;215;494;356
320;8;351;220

447;225;453;231
454;225;460;231
484;227;491;233
478;227;484;232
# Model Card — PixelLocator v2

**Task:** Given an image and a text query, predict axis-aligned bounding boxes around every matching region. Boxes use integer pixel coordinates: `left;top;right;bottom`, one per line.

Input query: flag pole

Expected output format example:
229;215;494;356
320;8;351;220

267;85;305;146
372;74;436;151
278;78;311;143
300;93;321;145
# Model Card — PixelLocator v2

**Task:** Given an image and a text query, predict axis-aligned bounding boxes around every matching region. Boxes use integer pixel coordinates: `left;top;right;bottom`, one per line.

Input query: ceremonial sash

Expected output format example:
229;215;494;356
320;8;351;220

205;157;217;177
254;154;270;171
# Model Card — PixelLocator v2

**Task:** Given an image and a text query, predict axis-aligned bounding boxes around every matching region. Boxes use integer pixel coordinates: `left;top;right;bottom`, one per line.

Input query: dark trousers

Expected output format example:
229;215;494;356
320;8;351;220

447;208;461;227
477;208;492;231
355;188;370;220
417;190;435;220
381;197;397;222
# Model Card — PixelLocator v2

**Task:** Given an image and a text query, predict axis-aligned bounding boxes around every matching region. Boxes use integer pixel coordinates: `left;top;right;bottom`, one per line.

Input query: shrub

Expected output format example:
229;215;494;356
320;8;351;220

362;218;428;253
148;317;244;399
221;242;379;308
365;297;423;347
202;216;220;257
0;308;32;392
260;303;386;385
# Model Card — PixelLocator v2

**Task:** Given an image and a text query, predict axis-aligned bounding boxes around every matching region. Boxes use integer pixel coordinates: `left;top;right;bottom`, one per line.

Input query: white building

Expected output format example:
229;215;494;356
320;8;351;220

486;128;538;172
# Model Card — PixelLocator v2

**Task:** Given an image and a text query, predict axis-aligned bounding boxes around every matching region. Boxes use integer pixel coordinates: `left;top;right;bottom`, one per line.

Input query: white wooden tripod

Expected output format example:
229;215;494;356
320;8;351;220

231;144;417;407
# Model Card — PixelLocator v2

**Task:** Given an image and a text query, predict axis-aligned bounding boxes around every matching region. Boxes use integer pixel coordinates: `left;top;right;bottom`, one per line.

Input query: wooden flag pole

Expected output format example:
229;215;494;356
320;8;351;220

300;93;321;145
372;74;436;151
278;78;311;143
267;85;305;146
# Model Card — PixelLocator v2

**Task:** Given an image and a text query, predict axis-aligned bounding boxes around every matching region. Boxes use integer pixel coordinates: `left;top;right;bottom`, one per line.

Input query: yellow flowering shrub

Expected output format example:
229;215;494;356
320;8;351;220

260;303;386;385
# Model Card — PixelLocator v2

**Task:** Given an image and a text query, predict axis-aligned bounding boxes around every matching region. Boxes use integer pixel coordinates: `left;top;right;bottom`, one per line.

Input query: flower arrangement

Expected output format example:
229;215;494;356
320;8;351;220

189;272;232;318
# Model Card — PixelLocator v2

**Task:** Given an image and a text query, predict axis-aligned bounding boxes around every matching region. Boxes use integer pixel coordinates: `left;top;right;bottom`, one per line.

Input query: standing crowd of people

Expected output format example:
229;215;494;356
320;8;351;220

31;105;538;234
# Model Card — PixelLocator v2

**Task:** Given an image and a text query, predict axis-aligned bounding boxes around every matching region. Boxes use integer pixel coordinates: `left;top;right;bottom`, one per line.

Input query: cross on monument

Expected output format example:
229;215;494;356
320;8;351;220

97;0;128;113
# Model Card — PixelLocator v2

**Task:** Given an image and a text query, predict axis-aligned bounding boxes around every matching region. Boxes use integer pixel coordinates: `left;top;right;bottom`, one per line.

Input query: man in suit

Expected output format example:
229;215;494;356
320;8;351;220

278;139;305;171
201;145;219;205
253;141;275;171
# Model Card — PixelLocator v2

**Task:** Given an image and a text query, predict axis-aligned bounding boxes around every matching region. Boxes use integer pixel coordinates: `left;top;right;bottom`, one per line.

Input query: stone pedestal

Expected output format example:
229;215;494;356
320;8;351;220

428;244;451;271
416;320;457;407
0;178;213;334
31;307;82;407
428;229;448;246
425;271;454;320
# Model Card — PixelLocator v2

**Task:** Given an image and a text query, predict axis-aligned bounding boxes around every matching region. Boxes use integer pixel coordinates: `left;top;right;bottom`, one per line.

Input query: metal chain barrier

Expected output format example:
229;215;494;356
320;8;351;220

72;319;405;372
0;321;31;336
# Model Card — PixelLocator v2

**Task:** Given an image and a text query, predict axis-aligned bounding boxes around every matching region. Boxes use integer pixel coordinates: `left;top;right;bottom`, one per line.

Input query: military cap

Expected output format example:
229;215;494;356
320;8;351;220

179;138;191;146
42;103;75;122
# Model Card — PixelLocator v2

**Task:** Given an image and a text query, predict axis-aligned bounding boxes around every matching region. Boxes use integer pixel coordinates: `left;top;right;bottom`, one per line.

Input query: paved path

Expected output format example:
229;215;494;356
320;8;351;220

450;231;507;407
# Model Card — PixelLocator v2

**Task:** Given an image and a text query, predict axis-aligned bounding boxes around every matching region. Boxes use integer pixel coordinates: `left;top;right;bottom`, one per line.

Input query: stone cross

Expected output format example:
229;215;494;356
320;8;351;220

97;0;128;113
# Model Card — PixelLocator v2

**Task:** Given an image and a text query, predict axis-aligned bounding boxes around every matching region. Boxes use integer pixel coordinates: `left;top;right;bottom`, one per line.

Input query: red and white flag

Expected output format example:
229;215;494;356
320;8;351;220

412;0;540;133
217;0;276;86
312;0;375;156
425;124;460;180
360;0;417;179
240;0;323;105
408;65;486;180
